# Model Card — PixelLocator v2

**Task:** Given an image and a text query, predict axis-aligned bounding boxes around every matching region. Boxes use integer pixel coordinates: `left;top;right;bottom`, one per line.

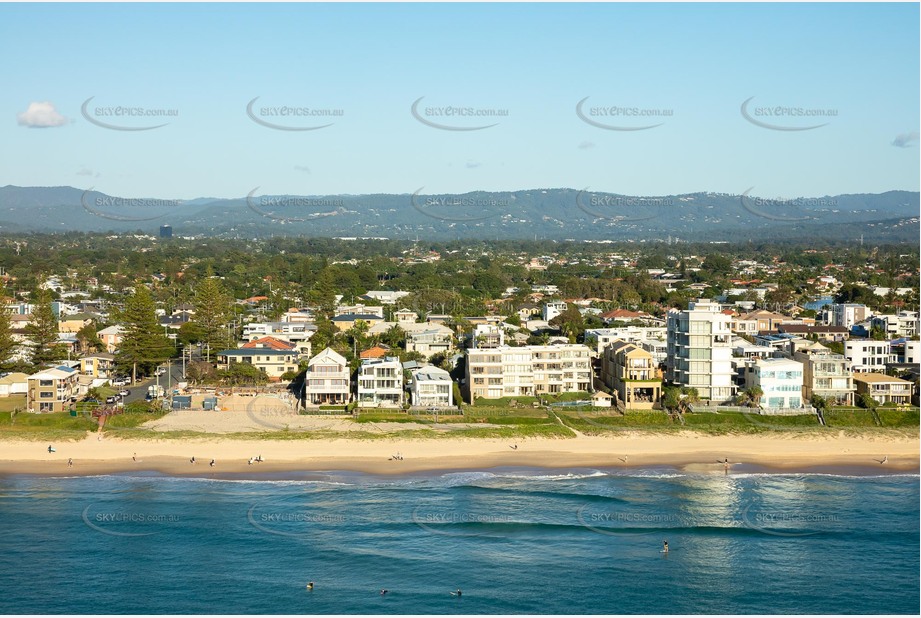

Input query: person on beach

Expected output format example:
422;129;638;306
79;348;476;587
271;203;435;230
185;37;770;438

190;456;196;464
210;459;216;467
132;453;137;462
48;445;54;453
68;458;73;467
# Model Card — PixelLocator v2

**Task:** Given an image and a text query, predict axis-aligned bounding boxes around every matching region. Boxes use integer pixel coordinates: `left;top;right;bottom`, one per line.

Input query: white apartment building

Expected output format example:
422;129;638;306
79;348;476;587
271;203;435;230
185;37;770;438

303;348;350;406
363;290;410;305
242;321;316;344
666;299;735;402
357;356;403;407
335;304;385;318
584;327;667;355
542;301;568;322
465;344;592;401
410;366;454;408
472;323;505;348
744;357;804;410
828;303;871;329
844;340;896;372
870;311;919;338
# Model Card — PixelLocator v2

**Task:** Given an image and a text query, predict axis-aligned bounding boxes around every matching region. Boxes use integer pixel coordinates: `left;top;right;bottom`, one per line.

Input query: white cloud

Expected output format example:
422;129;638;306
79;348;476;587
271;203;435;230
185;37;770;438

294;165;311;173
17;101;69;128
76;167;100;178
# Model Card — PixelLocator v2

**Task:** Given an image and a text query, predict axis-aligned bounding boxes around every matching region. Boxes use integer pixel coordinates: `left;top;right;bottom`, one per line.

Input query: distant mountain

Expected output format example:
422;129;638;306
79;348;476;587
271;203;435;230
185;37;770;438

0;185;917;242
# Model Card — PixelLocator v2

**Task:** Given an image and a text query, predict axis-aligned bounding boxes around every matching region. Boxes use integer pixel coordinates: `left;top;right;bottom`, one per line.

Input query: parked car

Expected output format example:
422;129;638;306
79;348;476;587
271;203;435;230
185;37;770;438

112;377;131;386
105;396;117;404
118;389;131;397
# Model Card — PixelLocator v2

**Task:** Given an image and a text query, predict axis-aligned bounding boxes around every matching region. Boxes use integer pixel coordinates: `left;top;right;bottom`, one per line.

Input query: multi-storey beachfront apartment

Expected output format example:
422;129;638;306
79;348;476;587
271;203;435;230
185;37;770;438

599;339;661;409
827;303;871;329
793;346;855;406
870;311;919;338
743;357;804;410
666;299;735;402
844;340;896;372
465;344;592;401
303;347;350;406
356;356;404;408
26;366;79;413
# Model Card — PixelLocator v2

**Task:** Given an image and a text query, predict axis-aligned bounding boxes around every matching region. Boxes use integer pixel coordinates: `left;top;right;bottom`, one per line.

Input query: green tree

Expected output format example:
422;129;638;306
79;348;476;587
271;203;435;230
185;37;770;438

743;386;764;408
221;363;268;386
193;275;234;359
25;290;65;368
549;305;585;342
117;286;174;382
0;309;20;371
75;322;103;355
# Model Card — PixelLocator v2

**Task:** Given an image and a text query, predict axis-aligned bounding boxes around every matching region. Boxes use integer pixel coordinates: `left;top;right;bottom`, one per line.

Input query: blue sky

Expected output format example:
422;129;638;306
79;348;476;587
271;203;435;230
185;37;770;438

1;2;918;200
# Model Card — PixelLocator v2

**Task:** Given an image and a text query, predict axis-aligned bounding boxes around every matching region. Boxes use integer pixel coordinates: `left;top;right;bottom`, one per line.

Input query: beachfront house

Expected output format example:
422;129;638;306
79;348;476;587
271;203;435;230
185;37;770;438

26;366;79;413
409;366;454;408
743;357;804;411
303;348;350;406
600;339;662;410
793;346;855;406
357;356;404;408
852;373;914;406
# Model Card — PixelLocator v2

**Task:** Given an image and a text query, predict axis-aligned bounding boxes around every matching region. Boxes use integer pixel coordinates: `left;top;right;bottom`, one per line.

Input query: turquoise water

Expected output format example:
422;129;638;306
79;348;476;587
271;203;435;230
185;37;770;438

0;467;917;614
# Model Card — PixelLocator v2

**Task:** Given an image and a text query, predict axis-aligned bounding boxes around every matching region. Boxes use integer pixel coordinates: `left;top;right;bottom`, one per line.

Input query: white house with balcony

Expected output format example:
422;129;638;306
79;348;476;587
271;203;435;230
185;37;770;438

542;301;568;322
410;366;454;408
743;357;804;410
844;340;896;372
357;356;403;407
303;348;350;406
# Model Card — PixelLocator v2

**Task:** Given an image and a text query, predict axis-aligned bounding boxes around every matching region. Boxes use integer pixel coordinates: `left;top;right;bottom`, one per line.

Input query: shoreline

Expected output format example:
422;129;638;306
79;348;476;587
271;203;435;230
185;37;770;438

2;431;917;478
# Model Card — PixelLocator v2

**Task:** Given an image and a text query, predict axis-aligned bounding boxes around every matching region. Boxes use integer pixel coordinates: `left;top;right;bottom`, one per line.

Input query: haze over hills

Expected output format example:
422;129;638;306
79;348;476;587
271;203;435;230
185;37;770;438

0;185;917;243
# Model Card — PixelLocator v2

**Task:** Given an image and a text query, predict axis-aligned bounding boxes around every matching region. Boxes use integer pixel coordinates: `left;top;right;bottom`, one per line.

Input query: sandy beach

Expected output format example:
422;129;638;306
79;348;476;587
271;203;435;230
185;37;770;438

2;430;917;477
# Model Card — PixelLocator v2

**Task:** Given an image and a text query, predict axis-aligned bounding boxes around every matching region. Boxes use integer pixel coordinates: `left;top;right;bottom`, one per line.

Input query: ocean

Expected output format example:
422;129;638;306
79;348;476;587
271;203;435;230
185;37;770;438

0;466;917;615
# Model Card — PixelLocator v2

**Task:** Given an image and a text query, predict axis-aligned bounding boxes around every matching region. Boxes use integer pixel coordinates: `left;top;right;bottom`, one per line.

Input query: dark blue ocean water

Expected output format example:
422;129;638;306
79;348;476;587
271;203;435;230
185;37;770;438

0;467;917;614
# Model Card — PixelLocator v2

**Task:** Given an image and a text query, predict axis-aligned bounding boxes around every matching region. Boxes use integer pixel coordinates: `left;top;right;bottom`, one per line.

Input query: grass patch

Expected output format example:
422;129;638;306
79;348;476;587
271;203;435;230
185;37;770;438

823;409;879;427
0;395;27;413
878;408;920;427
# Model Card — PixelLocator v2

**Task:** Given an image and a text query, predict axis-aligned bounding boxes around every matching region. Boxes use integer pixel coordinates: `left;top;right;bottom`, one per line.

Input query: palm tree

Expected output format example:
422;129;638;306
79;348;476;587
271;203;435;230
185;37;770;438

745;386;764;409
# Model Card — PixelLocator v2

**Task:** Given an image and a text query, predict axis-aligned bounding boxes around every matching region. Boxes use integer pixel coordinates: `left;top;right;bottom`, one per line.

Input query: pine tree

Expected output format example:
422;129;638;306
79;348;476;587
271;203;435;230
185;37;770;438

0;309;20;371
193;275;233;360
117;285;174;382
25;290;65;369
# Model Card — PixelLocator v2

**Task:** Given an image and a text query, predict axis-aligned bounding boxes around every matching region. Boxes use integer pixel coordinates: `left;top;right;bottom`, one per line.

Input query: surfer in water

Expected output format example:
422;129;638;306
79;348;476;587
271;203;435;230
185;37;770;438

380;589;388;596
451;589;462;597
306;582;314;591
663;540;669;553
